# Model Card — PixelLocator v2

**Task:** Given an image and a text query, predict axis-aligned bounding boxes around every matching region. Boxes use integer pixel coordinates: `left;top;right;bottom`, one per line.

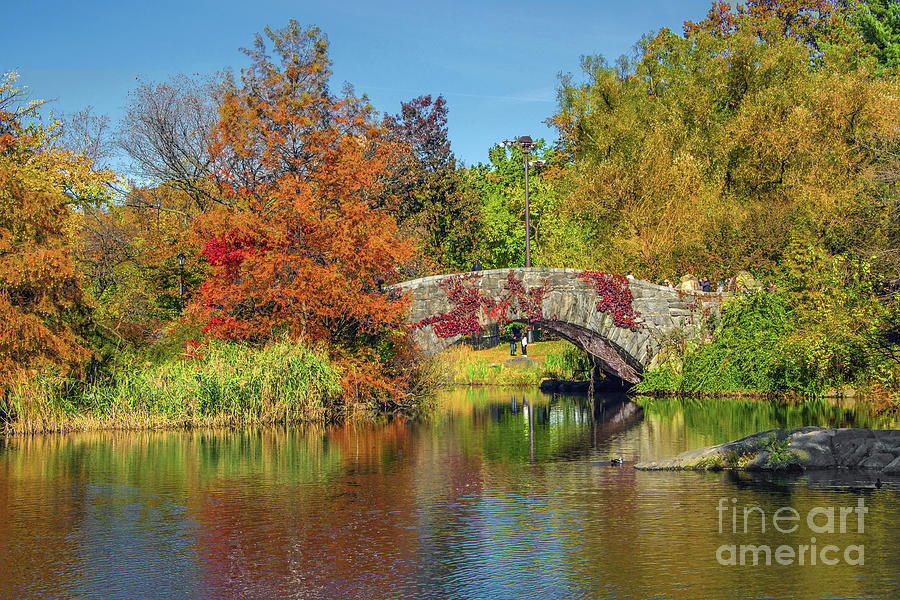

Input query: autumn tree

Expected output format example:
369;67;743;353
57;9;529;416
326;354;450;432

383;95;480;273
0;72;116;391
383;95;452;221
550;1;900;280
80;71;248;346
192;22;414;402
386;95;452;173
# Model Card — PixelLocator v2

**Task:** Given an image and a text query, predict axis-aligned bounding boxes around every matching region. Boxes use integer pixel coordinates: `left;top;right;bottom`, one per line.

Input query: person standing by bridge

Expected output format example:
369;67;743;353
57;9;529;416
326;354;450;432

521;330;529;357
508;326;518;357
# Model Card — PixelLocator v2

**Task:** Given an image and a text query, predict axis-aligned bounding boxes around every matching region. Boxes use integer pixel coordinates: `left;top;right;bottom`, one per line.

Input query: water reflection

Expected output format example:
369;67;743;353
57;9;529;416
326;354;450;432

0;390;897;599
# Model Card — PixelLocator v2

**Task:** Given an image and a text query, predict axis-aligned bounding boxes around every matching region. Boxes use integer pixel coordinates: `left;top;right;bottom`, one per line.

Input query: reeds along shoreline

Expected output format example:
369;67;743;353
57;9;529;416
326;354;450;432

2;339;351;435
3;339;585;435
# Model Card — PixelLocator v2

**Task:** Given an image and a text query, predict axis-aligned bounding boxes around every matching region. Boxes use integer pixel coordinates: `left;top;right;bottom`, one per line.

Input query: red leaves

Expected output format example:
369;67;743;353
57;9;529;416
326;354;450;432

578;270;642;330
201;231;265;276
504;271;552;324
413;270;555;338
412;273;485;337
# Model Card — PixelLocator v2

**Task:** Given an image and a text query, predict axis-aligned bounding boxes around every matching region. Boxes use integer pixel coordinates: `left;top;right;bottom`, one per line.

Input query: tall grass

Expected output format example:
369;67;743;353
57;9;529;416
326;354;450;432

433;341;587;387
543;344;592;380
4;339;343;434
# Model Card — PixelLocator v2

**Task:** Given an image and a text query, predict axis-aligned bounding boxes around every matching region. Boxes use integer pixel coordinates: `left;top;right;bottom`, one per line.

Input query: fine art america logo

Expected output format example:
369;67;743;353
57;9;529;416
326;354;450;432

715;497;866;566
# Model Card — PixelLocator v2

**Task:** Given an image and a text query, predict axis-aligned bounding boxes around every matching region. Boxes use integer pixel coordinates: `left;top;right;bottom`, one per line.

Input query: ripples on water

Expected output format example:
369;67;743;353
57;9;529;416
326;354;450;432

0;391;898;599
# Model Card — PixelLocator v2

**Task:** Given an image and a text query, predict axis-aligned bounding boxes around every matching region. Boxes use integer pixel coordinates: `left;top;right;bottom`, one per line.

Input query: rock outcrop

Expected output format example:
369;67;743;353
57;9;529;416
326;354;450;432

675;274;699;293
635;427;900;473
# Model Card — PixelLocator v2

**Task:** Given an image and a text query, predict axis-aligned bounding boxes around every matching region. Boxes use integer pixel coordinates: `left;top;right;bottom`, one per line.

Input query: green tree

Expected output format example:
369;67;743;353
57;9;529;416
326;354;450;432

853;0;900;69
464;140;556;269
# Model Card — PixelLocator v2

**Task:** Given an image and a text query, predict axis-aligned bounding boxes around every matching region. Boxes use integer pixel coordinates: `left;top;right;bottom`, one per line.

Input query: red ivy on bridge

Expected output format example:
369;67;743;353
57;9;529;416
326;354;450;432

412;271;555;338
577;271;642;330
412;273;486;337
503;271;553;324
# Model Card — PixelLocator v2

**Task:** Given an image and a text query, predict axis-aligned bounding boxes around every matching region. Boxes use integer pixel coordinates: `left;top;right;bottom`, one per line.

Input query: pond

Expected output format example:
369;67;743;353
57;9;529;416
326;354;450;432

1;389;898;599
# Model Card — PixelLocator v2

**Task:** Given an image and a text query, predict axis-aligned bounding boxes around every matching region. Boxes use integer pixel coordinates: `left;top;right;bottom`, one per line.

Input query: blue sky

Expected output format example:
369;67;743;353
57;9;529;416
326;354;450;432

5;0;716;167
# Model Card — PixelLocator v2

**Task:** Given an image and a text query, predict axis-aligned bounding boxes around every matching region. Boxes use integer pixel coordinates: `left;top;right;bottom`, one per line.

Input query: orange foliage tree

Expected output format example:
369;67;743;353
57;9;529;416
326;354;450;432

0;73;116;389
192;22;414;402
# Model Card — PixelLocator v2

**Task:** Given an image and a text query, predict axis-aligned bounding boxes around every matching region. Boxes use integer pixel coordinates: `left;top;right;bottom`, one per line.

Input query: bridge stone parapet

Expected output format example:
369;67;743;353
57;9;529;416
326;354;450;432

394;268;724;384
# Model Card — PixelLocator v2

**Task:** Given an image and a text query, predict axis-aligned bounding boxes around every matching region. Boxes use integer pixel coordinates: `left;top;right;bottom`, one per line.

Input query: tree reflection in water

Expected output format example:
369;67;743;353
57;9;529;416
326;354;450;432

0;390;897;599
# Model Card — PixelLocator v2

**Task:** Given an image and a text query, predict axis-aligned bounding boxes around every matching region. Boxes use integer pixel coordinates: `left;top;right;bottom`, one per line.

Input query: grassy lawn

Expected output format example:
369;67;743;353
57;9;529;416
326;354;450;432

466;340;569;366
434;340;589;386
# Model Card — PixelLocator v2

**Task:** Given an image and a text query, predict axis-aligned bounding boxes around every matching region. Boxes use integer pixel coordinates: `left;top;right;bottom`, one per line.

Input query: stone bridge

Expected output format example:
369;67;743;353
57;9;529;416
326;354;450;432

394;268;723;385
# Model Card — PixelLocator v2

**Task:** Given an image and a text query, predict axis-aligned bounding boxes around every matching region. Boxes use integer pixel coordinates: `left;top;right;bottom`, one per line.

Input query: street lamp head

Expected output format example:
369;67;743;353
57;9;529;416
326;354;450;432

518;135;535;153
177;253;185;267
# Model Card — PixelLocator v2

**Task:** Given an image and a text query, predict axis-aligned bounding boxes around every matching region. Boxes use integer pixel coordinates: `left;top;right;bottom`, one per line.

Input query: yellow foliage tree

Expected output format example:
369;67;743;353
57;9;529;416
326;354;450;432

550;2;900;281
0;72;117;391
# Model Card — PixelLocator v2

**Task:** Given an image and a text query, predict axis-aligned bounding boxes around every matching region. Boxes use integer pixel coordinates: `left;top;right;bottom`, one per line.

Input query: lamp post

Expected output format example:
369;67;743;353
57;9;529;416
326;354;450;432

177;253;185;315
502;136;540;268
502;136;545;344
